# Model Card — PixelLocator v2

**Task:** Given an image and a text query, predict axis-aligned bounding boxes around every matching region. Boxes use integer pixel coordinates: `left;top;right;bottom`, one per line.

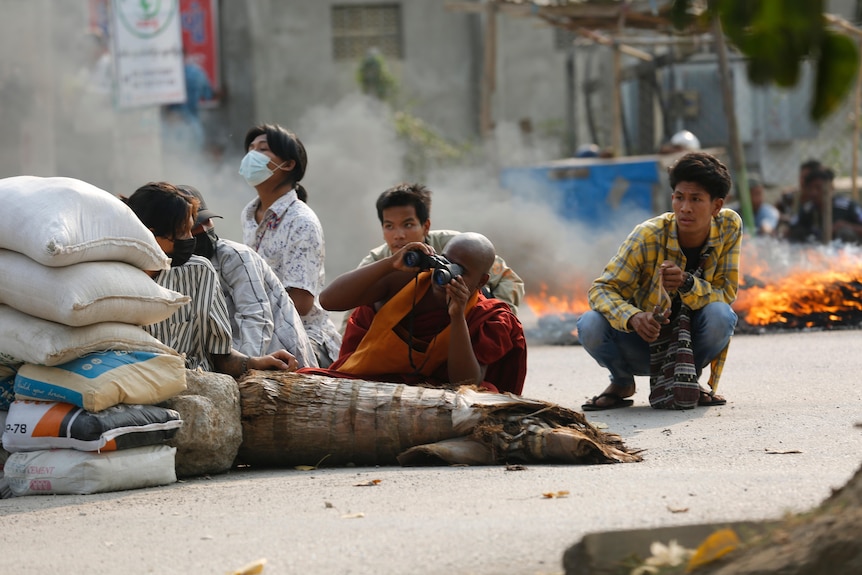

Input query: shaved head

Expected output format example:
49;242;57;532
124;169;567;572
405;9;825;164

443;232;496;289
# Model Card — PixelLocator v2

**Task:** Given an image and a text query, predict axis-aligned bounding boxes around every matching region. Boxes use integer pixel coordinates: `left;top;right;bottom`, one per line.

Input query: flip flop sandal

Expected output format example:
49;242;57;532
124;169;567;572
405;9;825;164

582;392;634;411
698;391;727;406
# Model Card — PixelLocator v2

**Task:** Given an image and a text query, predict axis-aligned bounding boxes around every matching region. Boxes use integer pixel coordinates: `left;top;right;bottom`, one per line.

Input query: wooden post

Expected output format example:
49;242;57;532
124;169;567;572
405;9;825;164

713;18;754;233
611;42;622;154
479;0;498;140
853;37;862;203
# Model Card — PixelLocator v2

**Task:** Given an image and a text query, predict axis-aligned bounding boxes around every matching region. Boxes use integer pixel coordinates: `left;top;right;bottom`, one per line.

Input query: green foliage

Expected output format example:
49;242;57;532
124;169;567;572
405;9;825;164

356;49;398;102
393;110;472;180
670;0;859;121
355;51;470;180
813;32;859;120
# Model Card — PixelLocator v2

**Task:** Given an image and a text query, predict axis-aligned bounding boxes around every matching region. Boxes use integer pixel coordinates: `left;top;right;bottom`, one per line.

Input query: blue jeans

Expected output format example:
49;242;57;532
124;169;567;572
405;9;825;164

576;302;737;388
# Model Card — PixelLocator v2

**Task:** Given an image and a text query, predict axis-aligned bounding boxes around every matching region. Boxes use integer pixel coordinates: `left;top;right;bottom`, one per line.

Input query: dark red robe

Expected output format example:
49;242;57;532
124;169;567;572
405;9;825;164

300;293;527;395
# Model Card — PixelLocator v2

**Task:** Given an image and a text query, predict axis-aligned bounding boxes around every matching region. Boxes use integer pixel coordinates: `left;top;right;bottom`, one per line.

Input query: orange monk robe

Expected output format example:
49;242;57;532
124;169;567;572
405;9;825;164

299;273;527;394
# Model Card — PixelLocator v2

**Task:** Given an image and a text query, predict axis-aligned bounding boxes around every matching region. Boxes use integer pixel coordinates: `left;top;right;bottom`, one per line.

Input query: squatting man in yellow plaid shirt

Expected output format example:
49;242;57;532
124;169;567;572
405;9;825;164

577;151;742;411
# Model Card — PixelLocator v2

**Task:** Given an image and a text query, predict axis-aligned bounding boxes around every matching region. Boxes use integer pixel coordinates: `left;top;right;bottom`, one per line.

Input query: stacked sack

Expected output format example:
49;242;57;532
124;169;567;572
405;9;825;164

0;176;190;496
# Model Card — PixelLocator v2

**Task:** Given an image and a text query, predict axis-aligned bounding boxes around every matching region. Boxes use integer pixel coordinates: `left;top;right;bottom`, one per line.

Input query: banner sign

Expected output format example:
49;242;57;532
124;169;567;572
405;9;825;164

111;0;185;108
180;0;220;104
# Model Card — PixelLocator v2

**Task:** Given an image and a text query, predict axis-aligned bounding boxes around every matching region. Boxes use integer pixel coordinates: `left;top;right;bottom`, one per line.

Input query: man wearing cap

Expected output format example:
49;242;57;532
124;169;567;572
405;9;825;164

181;185;318;368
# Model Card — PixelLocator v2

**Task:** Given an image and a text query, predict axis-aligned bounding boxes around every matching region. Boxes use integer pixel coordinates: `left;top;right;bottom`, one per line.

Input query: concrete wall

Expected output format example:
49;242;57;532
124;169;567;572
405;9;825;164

215;0;479;149
210;0;575;158
494;13;572;161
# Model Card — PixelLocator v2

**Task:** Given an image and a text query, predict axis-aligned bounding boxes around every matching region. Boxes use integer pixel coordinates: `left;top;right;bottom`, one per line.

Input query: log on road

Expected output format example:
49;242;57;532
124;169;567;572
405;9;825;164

237;371;641;467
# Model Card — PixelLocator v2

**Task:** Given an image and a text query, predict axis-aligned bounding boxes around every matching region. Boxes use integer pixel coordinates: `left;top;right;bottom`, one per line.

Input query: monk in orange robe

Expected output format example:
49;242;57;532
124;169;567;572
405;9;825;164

299;232;526;394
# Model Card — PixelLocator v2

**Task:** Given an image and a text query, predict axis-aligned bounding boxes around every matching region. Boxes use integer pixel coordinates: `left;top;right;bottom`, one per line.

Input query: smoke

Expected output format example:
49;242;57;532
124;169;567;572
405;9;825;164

194;92;643;309
0;2;651;326
285;94;647;316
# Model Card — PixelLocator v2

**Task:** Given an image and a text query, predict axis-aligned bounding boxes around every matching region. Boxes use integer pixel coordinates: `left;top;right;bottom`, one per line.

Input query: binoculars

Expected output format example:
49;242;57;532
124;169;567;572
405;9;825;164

403;250;464;285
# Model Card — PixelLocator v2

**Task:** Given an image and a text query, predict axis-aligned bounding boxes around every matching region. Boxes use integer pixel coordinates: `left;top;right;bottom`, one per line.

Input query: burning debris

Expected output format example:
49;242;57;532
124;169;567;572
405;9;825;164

525;238;862;344
734;239;862;333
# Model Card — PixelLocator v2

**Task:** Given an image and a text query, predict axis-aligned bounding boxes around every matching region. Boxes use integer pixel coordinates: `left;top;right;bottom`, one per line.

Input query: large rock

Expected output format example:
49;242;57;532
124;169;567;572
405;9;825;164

164;369;241;477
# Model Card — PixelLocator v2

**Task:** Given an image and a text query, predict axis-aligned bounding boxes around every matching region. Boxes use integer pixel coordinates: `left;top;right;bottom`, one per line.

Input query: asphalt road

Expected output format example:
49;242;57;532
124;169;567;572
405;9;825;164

2;329;861;575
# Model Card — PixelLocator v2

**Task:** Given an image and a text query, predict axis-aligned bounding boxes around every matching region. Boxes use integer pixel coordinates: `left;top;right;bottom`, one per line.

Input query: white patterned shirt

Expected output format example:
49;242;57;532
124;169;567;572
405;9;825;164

212;238;318;368
144;255;232;370
241;189;342;362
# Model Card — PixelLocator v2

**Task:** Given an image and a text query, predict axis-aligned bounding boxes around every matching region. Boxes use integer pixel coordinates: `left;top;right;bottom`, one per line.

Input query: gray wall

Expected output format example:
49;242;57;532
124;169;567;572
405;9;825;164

215;1;478;145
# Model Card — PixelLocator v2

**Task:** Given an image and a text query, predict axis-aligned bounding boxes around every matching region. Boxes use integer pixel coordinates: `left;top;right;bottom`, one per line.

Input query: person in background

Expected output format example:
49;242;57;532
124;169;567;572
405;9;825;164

181;185;318;368
776;159;821;239
659;130;701;154
728;177;780;237
123;181;298;378
238;123;342;367
343;183;524;333
788;167;862;244
162;55;214;153
301;232;527;395
577;152;740;410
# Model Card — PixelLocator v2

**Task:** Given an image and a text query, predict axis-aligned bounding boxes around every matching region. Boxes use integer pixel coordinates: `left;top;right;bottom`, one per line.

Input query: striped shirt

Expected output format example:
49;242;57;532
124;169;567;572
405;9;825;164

588;209;742;388
213;238;318;368
144;256;232;370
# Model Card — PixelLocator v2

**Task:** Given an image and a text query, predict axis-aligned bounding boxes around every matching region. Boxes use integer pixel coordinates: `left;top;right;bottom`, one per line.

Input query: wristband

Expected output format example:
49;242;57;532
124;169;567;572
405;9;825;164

680;272;695;293
241;356;250;374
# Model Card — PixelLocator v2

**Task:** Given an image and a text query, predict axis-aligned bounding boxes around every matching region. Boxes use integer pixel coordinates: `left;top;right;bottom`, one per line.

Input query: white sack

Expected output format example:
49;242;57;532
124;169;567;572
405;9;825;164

4;444;177;495
0;249;190;327
0;175;169;270
0;304;178;367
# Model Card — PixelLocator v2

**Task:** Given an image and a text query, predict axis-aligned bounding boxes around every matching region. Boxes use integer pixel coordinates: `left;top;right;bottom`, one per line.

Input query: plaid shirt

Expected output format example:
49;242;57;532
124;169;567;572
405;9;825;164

588;209;742;389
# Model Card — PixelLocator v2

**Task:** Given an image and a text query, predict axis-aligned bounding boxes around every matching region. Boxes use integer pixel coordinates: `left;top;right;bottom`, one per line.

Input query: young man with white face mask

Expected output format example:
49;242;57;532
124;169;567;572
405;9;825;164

238;123;342;367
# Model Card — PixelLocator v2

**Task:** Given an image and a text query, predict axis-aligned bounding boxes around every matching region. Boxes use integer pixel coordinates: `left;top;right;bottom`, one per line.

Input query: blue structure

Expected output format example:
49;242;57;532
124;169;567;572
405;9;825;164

500;155;664;226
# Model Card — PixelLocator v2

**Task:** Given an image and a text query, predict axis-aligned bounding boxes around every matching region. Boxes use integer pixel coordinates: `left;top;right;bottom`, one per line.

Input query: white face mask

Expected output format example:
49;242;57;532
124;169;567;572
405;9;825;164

239;150;286;187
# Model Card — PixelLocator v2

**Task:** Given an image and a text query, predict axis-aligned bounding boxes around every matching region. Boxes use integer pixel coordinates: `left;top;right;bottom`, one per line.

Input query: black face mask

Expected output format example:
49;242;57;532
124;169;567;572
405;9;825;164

170;237;197;267
192;228;219;259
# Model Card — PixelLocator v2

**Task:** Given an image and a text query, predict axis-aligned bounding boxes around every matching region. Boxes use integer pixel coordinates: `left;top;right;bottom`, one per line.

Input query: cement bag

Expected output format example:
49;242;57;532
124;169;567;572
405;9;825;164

4;444;177;495
2;401;183;453
0;304;178;367
0;175;169;270
0;365;14;410
0;249;190;327
14;350;187;412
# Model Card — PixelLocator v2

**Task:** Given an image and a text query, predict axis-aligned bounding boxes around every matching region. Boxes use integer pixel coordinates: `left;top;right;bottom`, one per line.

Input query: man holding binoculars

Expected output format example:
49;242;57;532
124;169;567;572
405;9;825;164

298;232;527;395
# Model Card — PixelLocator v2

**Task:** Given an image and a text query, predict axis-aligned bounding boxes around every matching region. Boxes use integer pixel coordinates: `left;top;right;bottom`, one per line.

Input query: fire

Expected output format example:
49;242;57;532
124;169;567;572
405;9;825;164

734;241;862;328
525;282;591;316
525;240;862;331
734;268;862;327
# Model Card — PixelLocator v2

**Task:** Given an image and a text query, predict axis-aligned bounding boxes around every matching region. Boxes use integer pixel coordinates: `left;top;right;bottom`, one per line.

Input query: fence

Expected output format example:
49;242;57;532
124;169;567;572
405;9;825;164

575;36;861;203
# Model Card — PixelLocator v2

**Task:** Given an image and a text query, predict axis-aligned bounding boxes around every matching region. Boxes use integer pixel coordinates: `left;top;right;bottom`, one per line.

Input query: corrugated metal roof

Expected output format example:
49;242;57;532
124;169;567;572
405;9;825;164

480;0;676;32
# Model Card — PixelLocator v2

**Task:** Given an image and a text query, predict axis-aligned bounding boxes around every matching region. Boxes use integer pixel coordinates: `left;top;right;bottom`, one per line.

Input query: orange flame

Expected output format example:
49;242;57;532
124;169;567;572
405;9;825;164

525;282;591;316
734;268;862;326
525;241;862;329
